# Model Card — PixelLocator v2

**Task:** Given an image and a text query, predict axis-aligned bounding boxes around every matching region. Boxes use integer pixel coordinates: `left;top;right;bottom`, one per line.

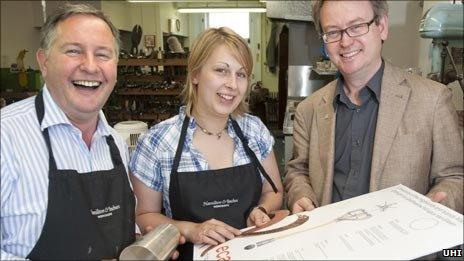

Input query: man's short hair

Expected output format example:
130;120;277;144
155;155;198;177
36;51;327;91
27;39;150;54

311;0;389;35
39;3;120;56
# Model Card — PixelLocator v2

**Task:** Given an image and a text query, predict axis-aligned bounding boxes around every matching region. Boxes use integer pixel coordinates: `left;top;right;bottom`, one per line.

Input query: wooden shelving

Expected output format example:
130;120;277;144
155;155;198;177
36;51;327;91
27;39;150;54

106;57;187;125
118;58;187;66
119;74;164;82
115;88;181;96
105;111;172;122
0;90;38;100
119;74;185;83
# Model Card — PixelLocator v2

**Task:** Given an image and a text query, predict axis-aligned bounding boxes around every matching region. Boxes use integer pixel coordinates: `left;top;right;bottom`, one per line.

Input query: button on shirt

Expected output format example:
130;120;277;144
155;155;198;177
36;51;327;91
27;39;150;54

129;107;274;218
332;62;384;202
0;86;129;260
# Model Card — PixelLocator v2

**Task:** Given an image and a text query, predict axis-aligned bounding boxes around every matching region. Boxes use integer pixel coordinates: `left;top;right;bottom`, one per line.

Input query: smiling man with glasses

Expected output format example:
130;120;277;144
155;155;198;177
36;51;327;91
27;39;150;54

284;0;463;218
321;15;377;44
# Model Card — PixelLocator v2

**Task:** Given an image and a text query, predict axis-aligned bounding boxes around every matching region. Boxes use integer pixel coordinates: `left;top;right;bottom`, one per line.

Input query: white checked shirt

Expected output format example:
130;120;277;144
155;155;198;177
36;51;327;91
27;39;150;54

130;107;275;218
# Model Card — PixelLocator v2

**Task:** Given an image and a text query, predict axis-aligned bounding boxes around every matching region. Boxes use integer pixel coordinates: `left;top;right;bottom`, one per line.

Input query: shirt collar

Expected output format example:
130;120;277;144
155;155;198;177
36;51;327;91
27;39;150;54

40;85;111;137
365;60;384;102
333;60;384;110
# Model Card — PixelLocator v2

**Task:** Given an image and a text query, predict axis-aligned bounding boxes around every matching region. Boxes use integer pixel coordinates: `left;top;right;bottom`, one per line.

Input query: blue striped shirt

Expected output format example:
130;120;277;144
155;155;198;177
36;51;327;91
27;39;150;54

129;107;274;218
0;86;129;260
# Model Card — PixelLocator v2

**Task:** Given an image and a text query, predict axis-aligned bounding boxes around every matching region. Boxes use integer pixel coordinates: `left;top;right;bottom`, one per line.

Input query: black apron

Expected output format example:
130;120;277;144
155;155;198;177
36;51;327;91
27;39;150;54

27;91;135;260
169;116;278;260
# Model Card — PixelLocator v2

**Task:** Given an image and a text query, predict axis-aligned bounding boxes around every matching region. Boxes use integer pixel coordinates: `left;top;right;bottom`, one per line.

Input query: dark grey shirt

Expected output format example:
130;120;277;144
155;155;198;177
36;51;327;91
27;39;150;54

332;61;384;203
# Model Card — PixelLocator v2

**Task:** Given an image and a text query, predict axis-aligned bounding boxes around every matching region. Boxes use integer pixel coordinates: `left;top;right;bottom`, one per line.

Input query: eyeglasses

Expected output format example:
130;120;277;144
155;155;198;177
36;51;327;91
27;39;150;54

322;16;377;44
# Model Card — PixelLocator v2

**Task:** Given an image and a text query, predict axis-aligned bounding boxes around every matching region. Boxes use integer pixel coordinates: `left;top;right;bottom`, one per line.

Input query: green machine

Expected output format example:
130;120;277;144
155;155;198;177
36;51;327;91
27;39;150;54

419;2;463;92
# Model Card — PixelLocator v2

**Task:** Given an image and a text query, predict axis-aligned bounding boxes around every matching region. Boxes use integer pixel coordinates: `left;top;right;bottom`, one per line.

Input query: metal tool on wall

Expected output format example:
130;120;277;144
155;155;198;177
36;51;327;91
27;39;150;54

130;25;142;57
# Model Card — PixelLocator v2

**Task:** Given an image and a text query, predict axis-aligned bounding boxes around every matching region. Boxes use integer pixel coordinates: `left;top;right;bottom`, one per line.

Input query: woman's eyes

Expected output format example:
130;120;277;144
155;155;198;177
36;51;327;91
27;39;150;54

214;68;246;78
215;68;227;74
237;72;247;79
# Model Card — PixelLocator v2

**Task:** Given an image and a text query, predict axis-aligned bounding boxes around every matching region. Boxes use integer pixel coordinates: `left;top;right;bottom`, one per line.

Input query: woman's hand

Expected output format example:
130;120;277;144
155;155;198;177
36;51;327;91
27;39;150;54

186;219;241;245
246;206;270;227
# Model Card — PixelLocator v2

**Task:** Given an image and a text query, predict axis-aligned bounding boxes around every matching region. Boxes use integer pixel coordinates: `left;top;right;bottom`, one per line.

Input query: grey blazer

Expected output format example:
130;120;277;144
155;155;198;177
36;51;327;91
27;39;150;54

284;62;463;213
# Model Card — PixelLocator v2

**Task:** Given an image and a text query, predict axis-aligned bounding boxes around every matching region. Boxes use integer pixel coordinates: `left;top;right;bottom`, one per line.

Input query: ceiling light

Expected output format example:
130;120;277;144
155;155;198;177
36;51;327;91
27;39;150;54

128;0;225;2
128;0;168;2
177;7;266;13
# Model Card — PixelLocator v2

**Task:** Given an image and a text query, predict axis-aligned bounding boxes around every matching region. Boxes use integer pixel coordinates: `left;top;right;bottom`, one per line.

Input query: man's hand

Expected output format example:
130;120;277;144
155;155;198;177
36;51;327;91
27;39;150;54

291;197;315;214
170;235;186;260
430;191;448;203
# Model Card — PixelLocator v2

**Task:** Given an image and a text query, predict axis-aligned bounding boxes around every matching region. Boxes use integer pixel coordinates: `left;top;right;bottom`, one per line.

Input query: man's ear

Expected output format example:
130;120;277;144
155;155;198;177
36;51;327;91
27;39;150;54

378;14;389;41
36;49;48;78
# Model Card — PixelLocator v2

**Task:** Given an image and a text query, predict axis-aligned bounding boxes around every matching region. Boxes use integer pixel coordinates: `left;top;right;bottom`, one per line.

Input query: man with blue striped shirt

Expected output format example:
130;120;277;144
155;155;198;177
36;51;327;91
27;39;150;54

1;4;136;260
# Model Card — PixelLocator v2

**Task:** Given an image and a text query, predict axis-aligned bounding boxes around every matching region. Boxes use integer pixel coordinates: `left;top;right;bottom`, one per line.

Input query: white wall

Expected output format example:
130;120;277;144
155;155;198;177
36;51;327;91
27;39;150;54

122;2;189;51
116;3;158;51
159;3;188;36
0;0;165;68
383;0;459;75
188;13;206;47
101;1;131;31
1;1;42;69
1;0;109;69
382;1;422;70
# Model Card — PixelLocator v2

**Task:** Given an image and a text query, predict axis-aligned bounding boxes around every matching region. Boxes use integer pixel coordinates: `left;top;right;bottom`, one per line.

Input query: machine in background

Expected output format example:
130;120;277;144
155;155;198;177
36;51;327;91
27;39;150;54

419;2;463;91
419;1;464;132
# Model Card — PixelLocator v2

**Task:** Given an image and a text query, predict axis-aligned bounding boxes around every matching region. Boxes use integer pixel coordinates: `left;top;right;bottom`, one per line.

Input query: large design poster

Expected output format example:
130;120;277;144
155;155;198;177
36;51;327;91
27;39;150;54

194;185;463;260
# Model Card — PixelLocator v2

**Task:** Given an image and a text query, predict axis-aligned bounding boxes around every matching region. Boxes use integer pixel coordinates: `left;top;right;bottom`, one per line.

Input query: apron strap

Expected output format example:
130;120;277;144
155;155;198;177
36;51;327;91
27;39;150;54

171;115;190;173
105;135;124;167
35;90;123;171
230;118;278;193
171;115;278;193
35;90;58;171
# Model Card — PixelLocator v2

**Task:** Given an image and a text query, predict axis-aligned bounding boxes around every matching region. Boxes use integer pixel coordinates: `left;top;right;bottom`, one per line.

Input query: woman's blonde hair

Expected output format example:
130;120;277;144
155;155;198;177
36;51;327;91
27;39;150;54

182;27;253;117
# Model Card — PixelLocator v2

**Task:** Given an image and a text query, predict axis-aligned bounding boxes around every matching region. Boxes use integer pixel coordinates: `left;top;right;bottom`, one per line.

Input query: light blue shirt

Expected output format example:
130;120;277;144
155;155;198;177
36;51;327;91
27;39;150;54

0;86;129;260
130;106;275;218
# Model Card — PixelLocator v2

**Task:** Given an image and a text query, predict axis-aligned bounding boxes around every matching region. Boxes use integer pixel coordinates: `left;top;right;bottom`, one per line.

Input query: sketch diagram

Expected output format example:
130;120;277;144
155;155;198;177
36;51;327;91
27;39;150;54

201;202;399;257
375;201;397;212
194;185;464;260
199;210;305;257
243;209;372;251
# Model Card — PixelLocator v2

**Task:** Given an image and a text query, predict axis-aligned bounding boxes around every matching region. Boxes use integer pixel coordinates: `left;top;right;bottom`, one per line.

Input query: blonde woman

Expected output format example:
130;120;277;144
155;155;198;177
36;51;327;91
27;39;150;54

130;27;283;259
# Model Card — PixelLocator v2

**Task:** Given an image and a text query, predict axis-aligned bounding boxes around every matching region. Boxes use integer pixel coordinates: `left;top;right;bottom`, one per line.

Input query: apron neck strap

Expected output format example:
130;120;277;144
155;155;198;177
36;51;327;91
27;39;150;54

35;90;58;171
105;135;124;166
172;115;190;172
35;90;123;171
171;114;278;193
230;118;278;193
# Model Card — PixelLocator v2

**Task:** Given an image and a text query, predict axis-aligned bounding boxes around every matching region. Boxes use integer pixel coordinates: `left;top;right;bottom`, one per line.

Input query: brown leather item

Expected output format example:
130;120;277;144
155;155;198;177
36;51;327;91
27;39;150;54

241;209;289;236
255;205;268;215
199;210;293;257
